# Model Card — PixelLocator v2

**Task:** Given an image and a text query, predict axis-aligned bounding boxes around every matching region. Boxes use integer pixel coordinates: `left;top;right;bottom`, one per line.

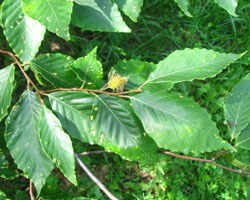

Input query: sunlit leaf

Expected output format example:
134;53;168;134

0;65;15;122
1;0;45;62
214;0;238;17
131;91;233;153
174;0;192;17
39;106;77;186
5;90;54;194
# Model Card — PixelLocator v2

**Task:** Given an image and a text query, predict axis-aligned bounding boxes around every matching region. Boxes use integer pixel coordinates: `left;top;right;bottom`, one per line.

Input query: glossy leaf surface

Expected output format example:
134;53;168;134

131;91;233;153
30;53;82;88
0;65;15;122
48;91;95;143
1;0;45;62
5;90;54;194
214;0;238;16
71;47;103;86
225;73;250;139
22;0;73;40
174;0;192;17
39;106;77;186
72;0;130;32
114;0;143;22
146;48;244;86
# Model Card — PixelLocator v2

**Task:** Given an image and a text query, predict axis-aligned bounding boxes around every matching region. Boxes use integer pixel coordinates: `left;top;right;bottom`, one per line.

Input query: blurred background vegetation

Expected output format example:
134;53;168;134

0;0;250;199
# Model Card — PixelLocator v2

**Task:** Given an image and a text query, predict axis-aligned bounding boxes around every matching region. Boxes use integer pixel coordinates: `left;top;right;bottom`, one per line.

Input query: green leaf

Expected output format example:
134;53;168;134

145;48;244;87
39;106;77;186
0;65;15;122
236;123;250;150
1;0;46;62
214;0;238;17
174;0;192;17
0;190;10;200
114;60;173;92
70;47;103;86
30;53;82;88
225;73;250;139
5;90;54;194
114;0;143;22
131;91;233;153
0;148;19;179
72;0;131;32
93;94;159;163
48;91;95;143
22;0;73;40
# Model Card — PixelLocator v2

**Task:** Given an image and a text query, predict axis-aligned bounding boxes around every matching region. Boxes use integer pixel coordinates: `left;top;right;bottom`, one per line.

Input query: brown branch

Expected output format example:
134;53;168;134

75;153;119;200
0;50;43;104
40;87;140;97
29;181;35;200
160;150;250;176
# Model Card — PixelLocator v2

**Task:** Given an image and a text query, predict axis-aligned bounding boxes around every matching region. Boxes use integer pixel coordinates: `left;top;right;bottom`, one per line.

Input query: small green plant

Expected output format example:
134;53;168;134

0;0;249;199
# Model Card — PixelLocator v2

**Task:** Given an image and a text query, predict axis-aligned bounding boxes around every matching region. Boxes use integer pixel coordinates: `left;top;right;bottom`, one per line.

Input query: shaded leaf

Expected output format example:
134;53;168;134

30;53;82;88
114;0;143;22
0;65;15;122
225;73;250;139
214;0;238;17
5;90;54;194
145;48;244;86
93;94;159;163
174;0;192;17
0;148;19;179
22;0;73;40
236;123;250;150
131;91;233;153
72;0;131;32
1;0;46;62
0;190;10;200
70;47;103;86
39;106;77;186
48;91;95;143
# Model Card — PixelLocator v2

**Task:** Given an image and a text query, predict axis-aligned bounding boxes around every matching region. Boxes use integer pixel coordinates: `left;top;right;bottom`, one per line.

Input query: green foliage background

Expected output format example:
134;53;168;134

0;0;250;199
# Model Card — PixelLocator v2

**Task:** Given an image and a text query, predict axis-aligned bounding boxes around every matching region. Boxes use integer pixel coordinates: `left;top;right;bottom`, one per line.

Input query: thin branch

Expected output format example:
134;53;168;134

75;153;119;200
29;181;35;200
0;50;43;104
160;150;250;176
40;87;141;97
210;150;229;161
78;150;107;156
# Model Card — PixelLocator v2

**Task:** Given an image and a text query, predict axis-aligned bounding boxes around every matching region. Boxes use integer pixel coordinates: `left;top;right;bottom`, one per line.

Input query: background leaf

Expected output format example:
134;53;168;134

236;123;250;150
30;53;82;88
39;106;77;186
131;91;233;153
5;90;54;194
174;0;192;17
22;0;73;40
114;0;143;22
70;47;103;87
93;94;159;163
0;148;19;179
145;48;244;87
214;0;238;17
0;65;15;122
48;91;95;143
225;73;250;139
0;190;10;200
1;0;46;62
72;0;131;32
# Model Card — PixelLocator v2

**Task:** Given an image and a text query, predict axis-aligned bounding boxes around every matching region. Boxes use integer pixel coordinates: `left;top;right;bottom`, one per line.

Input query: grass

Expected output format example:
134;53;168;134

0;0;250;199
